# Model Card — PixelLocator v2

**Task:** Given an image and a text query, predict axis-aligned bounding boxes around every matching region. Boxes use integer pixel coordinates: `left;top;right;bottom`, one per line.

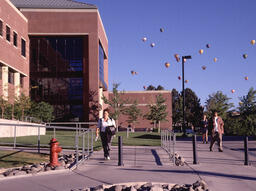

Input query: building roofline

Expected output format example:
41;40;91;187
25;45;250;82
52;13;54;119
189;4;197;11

109;90;172;94
6;0;28;22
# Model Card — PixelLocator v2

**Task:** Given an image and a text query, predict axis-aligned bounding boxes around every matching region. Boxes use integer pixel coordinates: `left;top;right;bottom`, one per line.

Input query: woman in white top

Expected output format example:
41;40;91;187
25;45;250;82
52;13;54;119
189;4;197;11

96;108;116;160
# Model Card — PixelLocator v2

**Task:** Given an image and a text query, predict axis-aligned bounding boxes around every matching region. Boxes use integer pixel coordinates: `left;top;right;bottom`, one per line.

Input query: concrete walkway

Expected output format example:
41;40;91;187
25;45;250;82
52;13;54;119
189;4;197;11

0;139;256;191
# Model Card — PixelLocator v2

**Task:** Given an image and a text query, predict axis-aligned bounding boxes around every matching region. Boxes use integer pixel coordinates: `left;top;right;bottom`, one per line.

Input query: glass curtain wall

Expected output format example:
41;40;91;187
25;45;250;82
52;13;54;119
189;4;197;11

30;37;84;121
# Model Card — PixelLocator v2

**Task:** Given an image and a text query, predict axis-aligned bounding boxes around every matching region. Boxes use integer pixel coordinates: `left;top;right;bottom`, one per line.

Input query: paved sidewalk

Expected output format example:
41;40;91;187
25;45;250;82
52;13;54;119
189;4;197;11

0;139;256;191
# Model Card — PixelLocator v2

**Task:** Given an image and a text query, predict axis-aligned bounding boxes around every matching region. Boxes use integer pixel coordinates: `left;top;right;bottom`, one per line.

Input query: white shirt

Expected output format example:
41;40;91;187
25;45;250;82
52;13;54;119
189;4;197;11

97;118;116;132
214;117;218;132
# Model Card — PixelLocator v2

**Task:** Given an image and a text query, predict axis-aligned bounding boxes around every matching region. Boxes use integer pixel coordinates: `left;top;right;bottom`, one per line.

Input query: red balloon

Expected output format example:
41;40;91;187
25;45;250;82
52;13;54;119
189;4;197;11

178;76;181;80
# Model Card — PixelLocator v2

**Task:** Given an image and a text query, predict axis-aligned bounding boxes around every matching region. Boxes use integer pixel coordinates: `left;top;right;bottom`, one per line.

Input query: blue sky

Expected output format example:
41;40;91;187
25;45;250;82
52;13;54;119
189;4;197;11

79;0;256;108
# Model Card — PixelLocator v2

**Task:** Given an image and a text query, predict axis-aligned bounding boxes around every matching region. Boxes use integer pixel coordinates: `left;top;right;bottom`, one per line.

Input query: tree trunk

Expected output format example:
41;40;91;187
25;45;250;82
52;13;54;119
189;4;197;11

158;121;161;133
1;107;4;118
116;119;119;132
11;105;14;120
154;120;156;130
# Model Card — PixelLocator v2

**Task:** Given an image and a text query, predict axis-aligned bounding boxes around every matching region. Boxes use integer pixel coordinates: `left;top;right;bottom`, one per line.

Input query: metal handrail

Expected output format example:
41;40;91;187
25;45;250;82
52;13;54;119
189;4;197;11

0;122;96;169
161;129;176;165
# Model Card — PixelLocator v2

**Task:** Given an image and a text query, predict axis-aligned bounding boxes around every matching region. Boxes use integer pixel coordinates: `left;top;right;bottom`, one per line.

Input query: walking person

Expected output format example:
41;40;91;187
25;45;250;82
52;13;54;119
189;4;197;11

201;114;209;144
210;111;224;152
96;108;116;160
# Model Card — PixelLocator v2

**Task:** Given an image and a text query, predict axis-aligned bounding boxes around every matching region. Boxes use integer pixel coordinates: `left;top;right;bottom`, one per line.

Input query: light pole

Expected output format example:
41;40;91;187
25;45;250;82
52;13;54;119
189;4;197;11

182;55;192;136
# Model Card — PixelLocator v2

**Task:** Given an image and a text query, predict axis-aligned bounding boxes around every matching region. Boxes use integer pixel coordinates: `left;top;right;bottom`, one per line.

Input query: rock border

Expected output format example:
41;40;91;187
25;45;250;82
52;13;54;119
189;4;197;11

71;180;209;191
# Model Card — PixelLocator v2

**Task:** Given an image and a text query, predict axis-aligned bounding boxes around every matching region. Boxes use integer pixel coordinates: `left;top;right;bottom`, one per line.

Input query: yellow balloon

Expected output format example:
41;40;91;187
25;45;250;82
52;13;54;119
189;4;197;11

199;49;204;54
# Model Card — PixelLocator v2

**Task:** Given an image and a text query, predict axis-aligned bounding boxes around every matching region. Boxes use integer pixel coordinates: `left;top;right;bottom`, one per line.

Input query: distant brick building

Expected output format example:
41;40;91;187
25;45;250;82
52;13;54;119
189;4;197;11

109;91;172;130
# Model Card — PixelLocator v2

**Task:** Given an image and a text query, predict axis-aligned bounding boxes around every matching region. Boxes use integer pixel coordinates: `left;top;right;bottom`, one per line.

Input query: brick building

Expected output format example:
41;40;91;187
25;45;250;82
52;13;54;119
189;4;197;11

109;91;172;130
0;0;29;102
0;0;108;122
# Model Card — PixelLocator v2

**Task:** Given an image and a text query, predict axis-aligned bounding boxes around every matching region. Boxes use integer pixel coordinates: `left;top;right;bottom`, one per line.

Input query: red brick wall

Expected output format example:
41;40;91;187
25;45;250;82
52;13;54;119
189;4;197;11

109;91;172;130
0;0;29;97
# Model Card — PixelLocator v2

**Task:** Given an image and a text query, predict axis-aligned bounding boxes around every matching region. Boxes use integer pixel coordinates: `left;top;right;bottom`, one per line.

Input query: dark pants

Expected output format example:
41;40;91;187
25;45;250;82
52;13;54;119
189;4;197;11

210;132;223;150
100;132;112;157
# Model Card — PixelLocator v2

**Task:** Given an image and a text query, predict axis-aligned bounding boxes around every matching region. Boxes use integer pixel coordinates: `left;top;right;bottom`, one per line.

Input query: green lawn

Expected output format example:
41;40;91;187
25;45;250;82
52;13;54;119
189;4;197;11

0;131;162;169
0;150;49;169
0;130;161;149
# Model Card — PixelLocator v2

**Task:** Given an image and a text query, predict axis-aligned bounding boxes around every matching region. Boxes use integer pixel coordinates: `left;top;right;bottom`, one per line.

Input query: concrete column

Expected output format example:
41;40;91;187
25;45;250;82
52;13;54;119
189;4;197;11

2;66;8;100
14;72;20;98
99;87;103;118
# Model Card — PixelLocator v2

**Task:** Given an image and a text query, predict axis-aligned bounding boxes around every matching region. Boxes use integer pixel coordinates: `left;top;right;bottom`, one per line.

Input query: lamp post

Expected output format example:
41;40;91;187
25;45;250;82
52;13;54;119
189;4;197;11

182;55;192;136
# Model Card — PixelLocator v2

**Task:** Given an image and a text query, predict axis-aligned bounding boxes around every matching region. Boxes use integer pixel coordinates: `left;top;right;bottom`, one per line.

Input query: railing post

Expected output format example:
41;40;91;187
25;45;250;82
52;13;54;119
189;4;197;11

173;133;176;165
87;129;90;156
244;136;249;165
118;136;123;166
75;129;79;168
82;133;85;160
193;133;198;164
38;126;40;154
13;125;17;149
91;129;93;152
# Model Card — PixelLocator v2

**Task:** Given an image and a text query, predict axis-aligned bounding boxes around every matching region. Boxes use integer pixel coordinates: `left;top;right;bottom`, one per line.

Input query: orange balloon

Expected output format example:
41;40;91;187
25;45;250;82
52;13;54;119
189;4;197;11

231;89;235;93
174;54;180;62
251;40;255;45
199;49;204;55
165;62;170;68
214;57;217;62
185;80;188;83
245;76;248;80
143;86;147;89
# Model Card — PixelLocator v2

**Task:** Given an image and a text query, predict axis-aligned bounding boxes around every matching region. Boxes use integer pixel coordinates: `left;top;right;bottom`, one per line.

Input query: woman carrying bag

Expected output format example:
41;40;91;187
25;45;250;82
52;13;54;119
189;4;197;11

96;108;116;160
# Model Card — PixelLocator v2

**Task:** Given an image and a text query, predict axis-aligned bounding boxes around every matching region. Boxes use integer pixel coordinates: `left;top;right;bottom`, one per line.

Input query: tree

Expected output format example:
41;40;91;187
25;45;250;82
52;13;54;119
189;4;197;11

172;88;182;127
205;91;234;120
237;87;256;136
123;100;141;131
14;93;31;120
146;85;156;90
30;101;55;122
146;85;165;91
156;85;164;90
102;83;127;132
145;94;168;133
0;95;8;118
183;88;204;128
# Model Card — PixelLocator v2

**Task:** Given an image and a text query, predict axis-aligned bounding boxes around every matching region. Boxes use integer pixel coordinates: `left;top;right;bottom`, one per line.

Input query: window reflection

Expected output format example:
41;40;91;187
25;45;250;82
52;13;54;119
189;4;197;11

30;37;84;121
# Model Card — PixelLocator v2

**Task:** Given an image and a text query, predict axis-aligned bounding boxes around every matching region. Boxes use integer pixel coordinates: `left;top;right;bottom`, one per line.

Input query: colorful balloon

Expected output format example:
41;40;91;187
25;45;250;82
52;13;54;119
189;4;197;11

178;76;181;80
202;66;206;70
174;54;180;62
143;86;147;89
245;76;248;80
214;57;218;62
131;70;135;75
206;44;210;48
239;102;243;106
150;43;155;47
185;80;188;83
251;40;255;45
165;62;170;68
231;89;235;93
160;28;164;32
199;49;204;54
243;54;248;59
142;37;147;42
135;71;138;75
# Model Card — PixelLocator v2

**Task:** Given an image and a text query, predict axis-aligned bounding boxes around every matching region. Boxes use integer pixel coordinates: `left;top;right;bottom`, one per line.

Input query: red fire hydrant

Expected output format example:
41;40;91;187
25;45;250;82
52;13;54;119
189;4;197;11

50;138;62;167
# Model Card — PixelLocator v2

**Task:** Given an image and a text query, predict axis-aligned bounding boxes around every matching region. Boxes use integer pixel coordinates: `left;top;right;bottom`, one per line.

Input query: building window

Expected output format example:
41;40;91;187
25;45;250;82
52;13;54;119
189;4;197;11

6;25;10;42
0;20;3;36
20;76;24;88
8;71;14;84
13;32;17;47
21;38;26;57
